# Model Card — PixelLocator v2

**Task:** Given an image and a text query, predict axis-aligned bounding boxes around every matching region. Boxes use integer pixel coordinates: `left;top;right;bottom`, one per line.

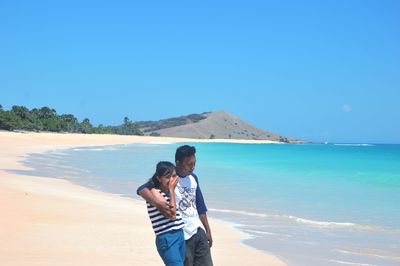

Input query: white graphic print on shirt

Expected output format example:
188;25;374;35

175;174;202;240
177;186;196;216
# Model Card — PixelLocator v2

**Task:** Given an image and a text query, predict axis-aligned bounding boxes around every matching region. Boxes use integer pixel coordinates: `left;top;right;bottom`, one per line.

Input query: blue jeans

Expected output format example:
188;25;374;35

156;229;186;266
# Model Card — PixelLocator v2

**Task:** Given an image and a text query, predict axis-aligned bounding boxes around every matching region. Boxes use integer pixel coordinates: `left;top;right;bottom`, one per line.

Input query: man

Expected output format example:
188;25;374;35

137;145;213;266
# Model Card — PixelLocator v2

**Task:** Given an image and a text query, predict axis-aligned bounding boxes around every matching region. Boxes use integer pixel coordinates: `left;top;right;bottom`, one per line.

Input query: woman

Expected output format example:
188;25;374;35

146;161;185;266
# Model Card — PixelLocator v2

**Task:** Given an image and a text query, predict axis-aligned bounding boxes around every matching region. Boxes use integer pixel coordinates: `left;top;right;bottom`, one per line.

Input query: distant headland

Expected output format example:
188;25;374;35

0;104;301;143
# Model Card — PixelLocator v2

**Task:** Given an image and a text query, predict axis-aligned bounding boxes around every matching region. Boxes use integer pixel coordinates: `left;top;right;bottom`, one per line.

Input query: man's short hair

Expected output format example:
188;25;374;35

175;145;196;162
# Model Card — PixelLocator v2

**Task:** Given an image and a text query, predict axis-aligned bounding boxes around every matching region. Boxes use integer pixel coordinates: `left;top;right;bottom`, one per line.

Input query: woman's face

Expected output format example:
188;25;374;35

157;169;177;190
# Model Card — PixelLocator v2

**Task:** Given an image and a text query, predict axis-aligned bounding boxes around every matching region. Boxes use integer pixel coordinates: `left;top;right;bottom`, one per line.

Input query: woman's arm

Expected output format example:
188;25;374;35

167;176;179;220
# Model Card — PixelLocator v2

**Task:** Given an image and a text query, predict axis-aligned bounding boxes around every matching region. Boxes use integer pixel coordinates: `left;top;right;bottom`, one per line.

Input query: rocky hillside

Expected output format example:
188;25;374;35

137;111;299;143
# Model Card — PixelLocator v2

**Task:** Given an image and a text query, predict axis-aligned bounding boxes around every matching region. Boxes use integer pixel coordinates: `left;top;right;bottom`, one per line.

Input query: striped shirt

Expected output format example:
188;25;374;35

147;189;185;236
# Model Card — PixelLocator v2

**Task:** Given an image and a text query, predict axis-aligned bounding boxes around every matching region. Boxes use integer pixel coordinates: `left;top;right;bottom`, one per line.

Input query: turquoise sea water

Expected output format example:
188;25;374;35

17;143;400;266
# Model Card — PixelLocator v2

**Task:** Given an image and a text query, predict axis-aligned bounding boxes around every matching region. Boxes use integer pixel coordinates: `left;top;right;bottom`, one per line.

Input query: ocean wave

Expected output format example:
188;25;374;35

71;146;122;151
209;208;269;218
333;144;374;146
287;215;357;228
72;148;106;151
148;141;173;145
242;229;291;237
47;151;68;155
333;249;400;261
329;259;376;266
209;208;376;230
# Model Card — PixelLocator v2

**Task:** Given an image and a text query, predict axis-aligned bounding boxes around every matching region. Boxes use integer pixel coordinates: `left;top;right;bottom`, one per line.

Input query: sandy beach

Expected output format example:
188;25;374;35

0;131;286;266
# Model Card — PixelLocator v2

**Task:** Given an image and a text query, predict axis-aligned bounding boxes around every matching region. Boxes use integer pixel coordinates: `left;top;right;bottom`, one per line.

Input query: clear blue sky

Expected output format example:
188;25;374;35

1;0;399;143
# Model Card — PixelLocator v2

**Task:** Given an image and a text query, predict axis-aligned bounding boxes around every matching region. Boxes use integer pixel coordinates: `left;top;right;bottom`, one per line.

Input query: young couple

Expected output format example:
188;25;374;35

137;145;213;266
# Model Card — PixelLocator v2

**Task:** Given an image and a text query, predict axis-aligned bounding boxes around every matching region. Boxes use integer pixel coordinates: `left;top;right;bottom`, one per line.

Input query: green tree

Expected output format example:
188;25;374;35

124;116;131;126
0;104;144;136
0;111;22;130
12;105;30;120
149;132;161;136
34;107;58;131
59;114;78;132
38;107;57;119
11;105;41;131
80;118;93;133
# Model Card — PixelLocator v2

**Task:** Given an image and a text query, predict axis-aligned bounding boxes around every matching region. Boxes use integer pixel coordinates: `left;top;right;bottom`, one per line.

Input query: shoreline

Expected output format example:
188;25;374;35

0;131;286;266
1;130;285;144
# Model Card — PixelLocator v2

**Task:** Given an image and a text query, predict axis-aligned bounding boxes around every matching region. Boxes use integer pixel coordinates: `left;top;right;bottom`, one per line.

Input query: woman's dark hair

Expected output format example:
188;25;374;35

175;145;196;162
147;161;175;189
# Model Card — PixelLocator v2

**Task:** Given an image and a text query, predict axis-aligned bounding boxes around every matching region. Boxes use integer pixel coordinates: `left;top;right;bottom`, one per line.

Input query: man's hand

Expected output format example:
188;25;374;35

206;229;213;247
139;187;174;219
151;189;175;220
153;194;175;219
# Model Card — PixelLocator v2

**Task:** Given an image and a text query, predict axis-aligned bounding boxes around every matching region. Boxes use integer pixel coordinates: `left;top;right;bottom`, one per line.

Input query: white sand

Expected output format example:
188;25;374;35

0;131;286;266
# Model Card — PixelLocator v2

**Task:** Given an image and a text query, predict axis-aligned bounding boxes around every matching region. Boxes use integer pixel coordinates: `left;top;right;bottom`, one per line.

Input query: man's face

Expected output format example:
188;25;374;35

176;155;196;177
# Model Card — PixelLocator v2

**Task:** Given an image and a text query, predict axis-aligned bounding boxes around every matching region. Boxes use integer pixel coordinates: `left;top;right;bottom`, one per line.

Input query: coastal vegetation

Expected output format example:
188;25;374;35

0;104;143;135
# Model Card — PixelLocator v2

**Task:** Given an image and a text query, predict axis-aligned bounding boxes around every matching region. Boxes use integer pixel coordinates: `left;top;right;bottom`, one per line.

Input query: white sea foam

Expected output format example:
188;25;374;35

287;215;356;228
148;141;173;145
329;259;376;266
333;144;374;146
47;151;68;155
242;229;290;237
209;208;269;218
209;208;374;230
333;249;400;261
72;148;106;151
71;146;123;151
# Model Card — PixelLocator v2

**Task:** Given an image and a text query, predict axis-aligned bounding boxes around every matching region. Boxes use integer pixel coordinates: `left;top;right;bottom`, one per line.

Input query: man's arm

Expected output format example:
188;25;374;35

199;213;213;247
192;174;208;215
137;184;174;219
192;174;212;247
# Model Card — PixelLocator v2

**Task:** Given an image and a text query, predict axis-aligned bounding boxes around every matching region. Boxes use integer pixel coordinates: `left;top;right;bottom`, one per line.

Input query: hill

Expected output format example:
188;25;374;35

137;111;299;143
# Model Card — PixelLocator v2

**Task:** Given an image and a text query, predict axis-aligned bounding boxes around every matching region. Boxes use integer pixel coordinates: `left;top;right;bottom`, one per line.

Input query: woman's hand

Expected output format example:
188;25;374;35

168;175;179;192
